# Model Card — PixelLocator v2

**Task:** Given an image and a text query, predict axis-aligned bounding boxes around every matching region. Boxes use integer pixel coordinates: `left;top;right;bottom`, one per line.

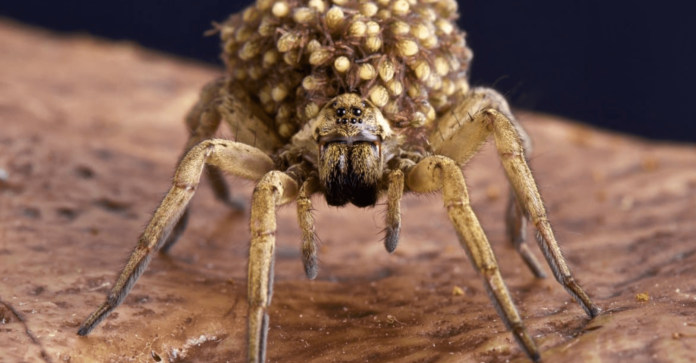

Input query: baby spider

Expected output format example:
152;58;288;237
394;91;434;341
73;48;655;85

77;0;600;362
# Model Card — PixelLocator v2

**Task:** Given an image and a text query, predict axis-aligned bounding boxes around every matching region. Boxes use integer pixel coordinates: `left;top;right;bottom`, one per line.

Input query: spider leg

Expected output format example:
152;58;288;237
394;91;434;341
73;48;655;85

384;169;404;252
159;207;191;255
434;89;546;278
247;171;298;363
184;79;248;209
297;177;320;279
405;156;540;362
160;79;243;253
505;188;546;278
77;139;274;336
503;122;547;278
486;106;600;317
434;87;599;318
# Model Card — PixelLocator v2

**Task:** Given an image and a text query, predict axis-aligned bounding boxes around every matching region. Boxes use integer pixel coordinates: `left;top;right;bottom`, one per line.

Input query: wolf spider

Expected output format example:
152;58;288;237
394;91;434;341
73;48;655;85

77;1;600;361
77;85;599;361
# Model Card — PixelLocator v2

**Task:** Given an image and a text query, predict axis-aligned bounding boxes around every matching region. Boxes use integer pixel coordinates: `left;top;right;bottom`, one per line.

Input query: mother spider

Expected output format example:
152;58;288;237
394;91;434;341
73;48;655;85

77;0;600;361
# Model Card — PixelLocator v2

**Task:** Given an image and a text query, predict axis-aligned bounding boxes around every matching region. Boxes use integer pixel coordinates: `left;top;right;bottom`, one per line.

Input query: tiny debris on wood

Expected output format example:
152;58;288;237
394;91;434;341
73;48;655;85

385;315;403;325
636;293;650;302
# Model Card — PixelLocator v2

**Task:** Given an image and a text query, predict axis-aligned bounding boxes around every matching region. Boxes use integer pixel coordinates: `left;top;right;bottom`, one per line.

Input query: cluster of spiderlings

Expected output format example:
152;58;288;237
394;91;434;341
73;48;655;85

219;0;472;139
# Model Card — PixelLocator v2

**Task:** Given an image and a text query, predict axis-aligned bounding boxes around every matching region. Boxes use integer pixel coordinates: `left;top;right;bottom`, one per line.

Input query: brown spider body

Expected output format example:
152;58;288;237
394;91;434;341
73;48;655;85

77;1;601;362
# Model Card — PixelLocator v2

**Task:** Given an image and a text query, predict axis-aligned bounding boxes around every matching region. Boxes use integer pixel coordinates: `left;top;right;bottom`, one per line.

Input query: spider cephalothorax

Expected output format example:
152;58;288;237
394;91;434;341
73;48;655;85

315;93;391;206
78;1;601;362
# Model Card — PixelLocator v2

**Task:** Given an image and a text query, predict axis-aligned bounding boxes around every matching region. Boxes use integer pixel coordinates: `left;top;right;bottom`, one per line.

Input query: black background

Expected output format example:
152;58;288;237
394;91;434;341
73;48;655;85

2;1;695;142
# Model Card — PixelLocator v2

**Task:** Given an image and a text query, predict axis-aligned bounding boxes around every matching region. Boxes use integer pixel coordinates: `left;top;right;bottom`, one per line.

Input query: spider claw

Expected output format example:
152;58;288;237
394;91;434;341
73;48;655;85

77;302;114;336
76;324;92;336
588;305;602;318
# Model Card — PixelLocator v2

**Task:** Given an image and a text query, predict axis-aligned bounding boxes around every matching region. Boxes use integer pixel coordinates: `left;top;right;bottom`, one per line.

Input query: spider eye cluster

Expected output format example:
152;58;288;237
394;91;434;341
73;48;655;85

317;93;392;141
335;106;364;124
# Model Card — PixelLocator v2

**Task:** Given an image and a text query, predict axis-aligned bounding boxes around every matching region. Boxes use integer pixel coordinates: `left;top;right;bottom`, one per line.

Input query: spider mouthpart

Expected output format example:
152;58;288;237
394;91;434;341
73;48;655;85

319;138;382;208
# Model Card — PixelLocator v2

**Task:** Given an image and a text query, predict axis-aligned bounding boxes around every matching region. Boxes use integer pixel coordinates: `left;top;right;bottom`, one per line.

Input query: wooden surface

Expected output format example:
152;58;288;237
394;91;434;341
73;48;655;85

1;20;696;363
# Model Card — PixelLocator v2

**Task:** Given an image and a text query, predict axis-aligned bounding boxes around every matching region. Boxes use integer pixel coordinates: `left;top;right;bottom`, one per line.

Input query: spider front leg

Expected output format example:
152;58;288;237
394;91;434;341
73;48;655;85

434;87;600;318
406;156;540;361
248;170;298;363
77;139;273;336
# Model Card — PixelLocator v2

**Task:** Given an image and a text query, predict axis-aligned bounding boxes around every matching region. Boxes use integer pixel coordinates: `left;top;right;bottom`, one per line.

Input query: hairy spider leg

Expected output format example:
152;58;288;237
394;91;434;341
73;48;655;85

434;88;600;318
160;80;244;253
185;80;247;208
77;139;274;336
383;169;404;252
405;156;540;362
248;170;298;363
297;177;320;279
434;88;546;278
501;114;548;278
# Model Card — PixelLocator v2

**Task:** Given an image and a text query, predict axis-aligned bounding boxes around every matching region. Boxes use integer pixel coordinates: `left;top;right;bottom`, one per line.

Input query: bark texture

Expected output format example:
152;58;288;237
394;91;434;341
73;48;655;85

1;20;696;363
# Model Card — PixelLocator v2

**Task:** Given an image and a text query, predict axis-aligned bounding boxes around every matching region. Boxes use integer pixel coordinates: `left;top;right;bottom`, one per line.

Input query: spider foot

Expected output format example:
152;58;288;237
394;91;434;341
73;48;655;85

384;225;400;253
302;255;318;280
